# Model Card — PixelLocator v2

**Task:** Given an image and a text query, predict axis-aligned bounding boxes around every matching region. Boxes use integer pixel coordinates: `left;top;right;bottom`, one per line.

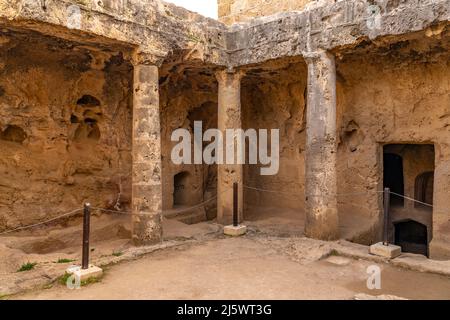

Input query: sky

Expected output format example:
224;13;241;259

165;0;218;19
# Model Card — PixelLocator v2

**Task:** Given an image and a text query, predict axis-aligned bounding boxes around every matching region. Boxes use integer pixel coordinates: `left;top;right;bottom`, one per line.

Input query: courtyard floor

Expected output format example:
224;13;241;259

2;208;450;300
12;235;450;300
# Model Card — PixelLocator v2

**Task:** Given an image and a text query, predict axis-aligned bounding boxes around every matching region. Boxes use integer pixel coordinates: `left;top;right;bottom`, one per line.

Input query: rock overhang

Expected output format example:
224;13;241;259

0;0;449;68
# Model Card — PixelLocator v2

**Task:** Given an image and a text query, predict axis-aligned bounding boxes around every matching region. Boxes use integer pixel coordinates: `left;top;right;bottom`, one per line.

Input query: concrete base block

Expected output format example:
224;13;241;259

66;265;103;282
369;242;401;259
224;225;247;237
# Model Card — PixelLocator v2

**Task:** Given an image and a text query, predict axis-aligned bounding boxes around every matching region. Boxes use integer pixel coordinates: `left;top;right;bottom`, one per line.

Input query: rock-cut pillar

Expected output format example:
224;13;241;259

304;50;339;240
132;62;163;246
216;70;244;225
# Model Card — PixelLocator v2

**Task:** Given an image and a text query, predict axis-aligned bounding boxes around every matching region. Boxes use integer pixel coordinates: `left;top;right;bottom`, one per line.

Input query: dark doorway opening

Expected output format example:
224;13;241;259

415;171;434;209
394;220;428;257
383;152;404;207
173;172;190;207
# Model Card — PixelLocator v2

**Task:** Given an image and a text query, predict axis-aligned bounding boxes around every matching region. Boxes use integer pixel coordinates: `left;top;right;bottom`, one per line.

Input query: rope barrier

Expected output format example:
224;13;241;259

243;185;384;198
243;185;437;208
389;191;433;208
306;191;385;198
0;186;437;236
0;208;83;236
0;187;228;235
163;196;218;215
91;196;218;217
243;185;300;196
90;207;143;216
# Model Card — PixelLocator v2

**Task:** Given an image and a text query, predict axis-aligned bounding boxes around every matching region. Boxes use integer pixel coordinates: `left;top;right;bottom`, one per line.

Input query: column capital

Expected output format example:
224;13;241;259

302;49;335;64
131;49;163;67
215;68;245;85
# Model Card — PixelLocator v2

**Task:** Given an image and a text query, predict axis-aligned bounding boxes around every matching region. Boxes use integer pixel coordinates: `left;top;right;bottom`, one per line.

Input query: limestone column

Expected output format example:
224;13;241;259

131;60;162;246
216;70;244;225
304;50;339;240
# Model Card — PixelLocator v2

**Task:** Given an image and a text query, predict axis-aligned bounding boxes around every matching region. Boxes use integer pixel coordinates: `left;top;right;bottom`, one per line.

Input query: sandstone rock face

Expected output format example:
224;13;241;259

0;0;449;259
242;58;307;212
0;30;133;230
335;32;450;254
219;0;313;24
159;61;218;221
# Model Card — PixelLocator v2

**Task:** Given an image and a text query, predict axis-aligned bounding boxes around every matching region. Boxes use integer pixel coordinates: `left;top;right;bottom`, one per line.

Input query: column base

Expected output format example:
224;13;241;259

132;214;163;246
66;265;103;282
224;225;247;237
369;242;401;259
304;222;339;241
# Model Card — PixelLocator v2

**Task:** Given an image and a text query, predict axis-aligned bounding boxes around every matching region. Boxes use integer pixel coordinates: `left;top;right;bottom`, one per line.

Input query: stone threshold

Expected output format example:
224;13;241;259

333;240;450;278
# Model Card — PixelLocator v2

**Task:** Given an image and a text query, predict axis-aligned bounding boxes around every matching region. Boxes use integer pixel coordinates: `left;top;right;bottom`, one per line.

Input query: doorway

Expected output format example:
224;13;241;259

383;152;405;207
173;171;190;207
394;220;428;257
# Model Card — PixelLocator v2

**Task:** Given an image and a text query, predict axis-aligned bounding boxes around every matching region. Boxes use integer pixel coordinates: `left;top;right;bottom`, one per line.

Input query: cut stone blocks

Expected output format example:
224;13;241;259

66;265;103;282
369;242;402;259
224;225;247;236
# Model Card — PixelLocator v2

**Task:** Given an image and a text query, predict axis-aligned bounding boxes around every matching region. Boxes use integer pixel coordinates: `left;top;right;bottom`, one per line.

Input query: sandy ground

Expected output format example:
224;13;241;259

245;205;375;241
3;207;450;300
14;235;450;300
0;215;132;275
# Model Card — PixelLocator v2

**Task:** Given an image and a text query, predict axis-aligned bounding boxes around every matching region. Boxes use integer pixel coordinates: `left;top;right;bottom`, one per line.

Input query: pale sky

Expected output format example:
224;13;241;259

165;0;218;19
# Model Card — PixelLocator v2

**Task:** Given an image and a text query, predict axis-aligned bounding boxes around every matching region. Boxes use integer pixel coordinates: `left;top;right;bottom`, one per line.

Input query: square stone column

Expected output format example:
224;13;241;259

304;50;339;240
216;70;244;225
132;62;163;246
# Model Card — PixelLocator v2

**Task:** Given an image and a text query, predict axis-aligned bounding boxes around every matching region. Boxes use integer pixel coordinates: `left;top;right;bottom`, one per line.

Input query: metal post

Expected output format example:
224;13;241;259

82;203;91;270
233;182;238;227
383;188;390;246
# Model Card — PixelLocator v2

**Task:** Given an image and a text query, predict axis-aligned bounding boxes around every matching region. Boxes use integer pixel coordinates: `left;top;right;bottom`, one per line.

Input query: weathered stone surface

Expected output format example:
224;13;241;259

218;0;313;24
159;61;218;222
242;58;307;211
370;242;402;259
0;30;133;230
0;0;449;259
354;293;408;300
66;264;103;282
216;70;244;225
304;50;339;241
0;0;228;66
224;224;247;236
225;0;450;68
132;64;162;245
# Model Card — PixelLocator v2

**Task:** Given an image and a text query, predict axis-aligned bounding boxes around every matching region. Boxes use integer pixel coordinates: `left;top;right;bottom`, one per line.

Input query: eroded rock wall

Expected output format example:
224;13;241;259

219;0;313;24
242;59;307;211
0;0;227;66
0;30;133;231
335;29;450;255
159;62;218;221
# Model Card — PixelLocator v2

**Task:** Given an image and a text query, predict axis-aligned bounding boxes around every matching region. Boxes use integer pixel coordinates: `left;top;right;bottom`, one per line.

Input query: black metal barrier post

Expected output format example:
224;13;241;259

233;182;238;227
82;203;91;270
383;188;390;246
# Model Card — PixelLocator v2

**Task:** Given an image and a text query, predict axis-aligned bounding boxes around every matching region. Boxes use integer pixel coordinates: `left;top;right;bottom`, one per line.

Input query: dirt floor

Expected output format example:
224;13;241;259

2;208;450;300
12;236;450;300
